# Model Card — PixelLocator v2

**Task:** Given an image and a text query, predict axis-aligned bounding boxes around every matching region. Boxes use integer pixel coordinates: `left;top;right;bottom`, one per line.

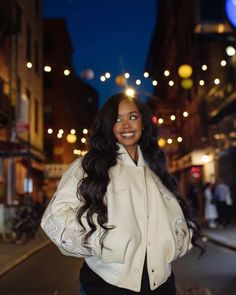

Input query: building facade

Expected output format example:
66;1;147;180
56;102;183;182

43;19;99;196
146;0;236;213
0;0;44;226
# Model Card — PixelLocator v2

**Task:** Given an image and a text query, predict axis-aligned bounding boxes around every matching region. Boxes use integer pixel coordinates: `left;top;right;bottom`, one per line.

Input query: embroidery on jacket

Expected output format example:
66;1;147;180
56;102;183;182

174;219;187;252
44;218;62;239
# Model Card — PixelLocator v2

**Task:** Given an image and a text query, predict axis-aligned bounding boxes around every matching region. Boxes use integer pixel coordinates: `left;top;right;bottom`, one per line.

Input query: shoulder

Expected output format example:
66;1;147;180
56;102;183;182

63;157;84;180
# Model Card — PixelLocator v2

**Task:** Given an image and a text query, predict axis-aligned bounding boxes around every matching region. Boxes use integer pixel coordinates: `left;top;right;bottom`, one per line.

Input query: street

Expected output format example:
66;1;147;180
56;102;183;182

0;241;235;295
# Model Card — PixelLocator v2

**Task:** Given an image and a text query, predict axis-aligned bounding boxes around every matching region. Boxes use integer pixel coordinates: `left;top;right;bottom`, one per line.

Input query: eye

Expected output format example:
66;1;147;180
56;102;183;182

116;117;121;122
130;114;138;120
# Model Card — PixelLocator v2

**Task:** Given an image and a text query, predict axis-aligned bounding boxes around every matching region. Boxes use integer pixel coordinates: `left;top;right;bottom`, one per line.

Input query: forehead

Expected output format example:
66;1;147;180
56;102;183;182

118;99;139;114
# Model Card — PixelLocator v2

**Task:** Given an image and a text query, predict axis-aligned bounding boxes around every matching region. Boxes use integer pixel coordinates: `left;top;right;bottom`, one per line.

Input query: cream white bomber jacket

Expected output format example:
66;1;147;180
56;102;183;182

41;144;192;292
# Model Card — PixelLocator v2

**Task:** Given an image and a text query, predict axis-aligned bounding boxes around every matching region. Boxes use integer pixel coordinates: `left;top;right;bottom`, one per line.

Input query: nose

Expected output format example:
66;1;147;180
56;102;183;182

122;118;131;129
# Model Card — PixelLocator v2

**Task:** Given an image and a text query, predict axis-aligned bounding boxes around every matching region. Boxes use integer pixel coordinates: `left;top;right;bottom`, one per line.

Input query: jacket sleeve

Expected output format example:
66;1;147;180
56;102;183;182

41;159;103;258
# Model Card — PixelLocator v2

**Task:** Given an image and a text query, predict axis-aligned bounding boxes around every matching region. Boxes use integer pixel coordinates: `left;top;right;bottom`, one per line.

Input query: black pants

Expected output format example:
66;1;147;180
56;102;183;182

80;261;176;295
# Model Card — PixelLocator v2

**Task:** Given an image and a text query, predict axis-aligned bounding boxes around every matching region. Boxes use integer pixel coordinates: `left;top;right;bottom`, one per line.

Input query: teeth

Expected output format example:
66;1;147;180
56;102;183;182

121;132;134;138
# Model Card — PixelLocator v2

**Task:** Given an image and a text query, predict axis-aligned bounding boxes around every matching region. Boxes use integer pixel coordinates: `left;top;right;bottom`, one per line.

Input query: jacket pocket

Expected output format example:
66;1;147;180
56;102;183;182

101;230;131;264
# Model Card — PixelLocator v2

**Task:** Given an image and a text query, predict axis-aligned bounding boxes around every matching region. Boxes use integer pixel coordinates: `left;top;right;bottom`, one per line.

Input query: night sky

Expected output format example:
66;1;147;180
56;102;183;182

43;0;157;106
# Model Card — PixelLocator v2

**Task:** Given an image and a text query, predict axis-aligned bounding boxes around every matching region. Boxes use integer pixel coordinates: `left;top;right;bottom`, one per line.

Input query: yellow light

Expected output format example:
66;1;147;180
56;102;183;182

214;78;220;85
44;66;52;72
177;137;183;142
47;128;53;134
26;62;32;68
220;60;227;66
124;72;130;79
158;118;164;124
152;80;158;86
81;137;86;143
105;72;111;78
183;111;188;117
167;138;172;144
199;80;205;86
164;70;170;76
66;134;77;143
158;138;166;147
202;65;207;71
201;155;210;163
125;88;135;97
170;115;176;121
115;75;126;86
169;80;174;86
83;128;88;134
100;75;106;82
181;78;193;89
136;79;141;85
64;69;70;76
70;129;76;134
144;72;149;78
178;64;193;79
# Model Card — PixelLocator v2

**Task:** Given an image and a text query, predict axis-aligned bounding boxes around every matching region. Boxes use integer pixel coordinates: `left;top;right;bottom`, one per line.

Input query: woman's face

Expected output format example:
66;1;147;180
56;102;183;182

113;98;143;159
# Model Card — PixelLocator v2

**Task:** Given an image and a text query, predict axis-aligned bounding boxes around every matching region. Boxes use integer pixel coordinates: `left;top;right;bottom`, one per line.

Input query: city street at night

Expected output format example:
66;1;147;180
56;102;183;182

1;0;236;294
0;240;235;295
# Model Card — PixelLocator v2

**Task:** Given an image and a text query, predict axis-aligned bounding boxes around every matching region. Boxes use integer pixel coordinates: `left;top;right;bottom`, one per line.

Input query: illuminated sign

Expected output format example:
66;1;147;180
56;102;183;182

225;0;236;29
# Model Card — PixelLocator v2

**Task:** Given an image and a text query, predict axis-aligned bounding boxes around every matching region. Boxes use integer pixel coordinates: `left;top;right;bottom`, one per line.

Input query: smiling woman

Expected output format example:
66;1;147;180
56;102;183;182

41;92;204;295
112;98;143;162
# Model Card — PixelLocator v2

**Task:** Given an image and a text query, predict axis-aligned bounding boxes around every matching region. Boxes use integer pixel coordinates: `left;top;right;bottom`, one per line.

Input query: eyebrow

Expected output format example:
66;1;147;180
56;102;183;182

117;111;139;116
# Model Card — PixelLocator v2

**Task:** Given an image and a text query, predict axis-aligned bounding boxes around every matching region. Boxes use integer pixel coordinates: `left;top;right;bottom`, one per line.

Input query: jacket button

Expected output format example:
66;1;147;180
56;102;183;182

154;283;156;287
152;269;154;273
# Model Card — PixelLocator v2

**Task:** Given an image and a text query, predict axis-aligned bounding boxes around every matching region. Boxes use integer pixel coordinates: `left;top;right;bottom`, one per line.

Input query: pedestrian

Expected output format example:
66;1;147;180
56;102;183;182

41;93;203;295
203;182;218;228
214;179;233;227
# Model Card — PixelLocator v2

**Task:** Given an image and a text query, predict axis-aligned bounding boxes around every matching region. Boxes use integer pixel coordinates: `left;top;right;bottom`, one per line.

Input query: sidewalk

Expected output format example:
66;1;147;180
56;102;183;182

0;228;50;277
0;225;235;278
202;224;236;251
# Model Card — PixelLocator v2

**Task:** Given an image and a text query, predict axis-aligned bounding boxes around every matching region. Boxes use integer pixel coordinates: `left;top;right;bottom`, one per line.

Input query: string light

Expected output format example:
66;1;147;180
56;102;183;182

164;70;170;77
124;72;130;79
158;118;164;124
83;128;88;134
220;60;227;66
169;80;174;87
214;78;220;85
105;72;111;78
44;65;52;72
100;75;106;82
144;72;149;78
70;129;76;134
26;62;32;68
47;128;53;134
202;65;207;71
152;80;158;86
199;80;205;86
64;69;70;76
136;79;141;85
183;111;188;117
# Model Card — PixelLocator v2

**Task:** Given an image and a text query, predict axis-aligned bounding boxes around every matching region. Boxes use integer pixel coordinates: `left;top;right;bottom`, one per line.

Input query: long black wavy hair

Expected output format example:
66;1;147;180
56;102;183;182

77;93;204;253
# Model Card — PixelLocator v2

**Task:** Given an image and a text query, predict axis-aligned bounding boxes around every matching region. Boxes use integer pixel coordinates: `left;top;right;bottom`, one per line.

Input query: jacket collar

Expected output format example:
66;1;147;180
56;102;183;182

116;143;146;167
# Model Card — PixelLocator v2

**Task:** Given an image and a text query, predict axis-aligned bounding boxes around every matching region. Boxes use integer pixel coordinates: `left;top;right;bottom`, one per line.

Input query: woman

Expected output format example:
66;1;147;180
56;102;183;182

41;93;202;295
203;183;218;228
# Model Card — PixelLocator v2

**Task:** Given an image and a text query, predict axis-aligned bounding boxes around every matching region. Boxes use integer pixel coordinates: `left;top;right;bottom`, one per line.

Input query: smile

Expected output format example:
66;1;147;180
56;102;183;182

121;132;135;138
